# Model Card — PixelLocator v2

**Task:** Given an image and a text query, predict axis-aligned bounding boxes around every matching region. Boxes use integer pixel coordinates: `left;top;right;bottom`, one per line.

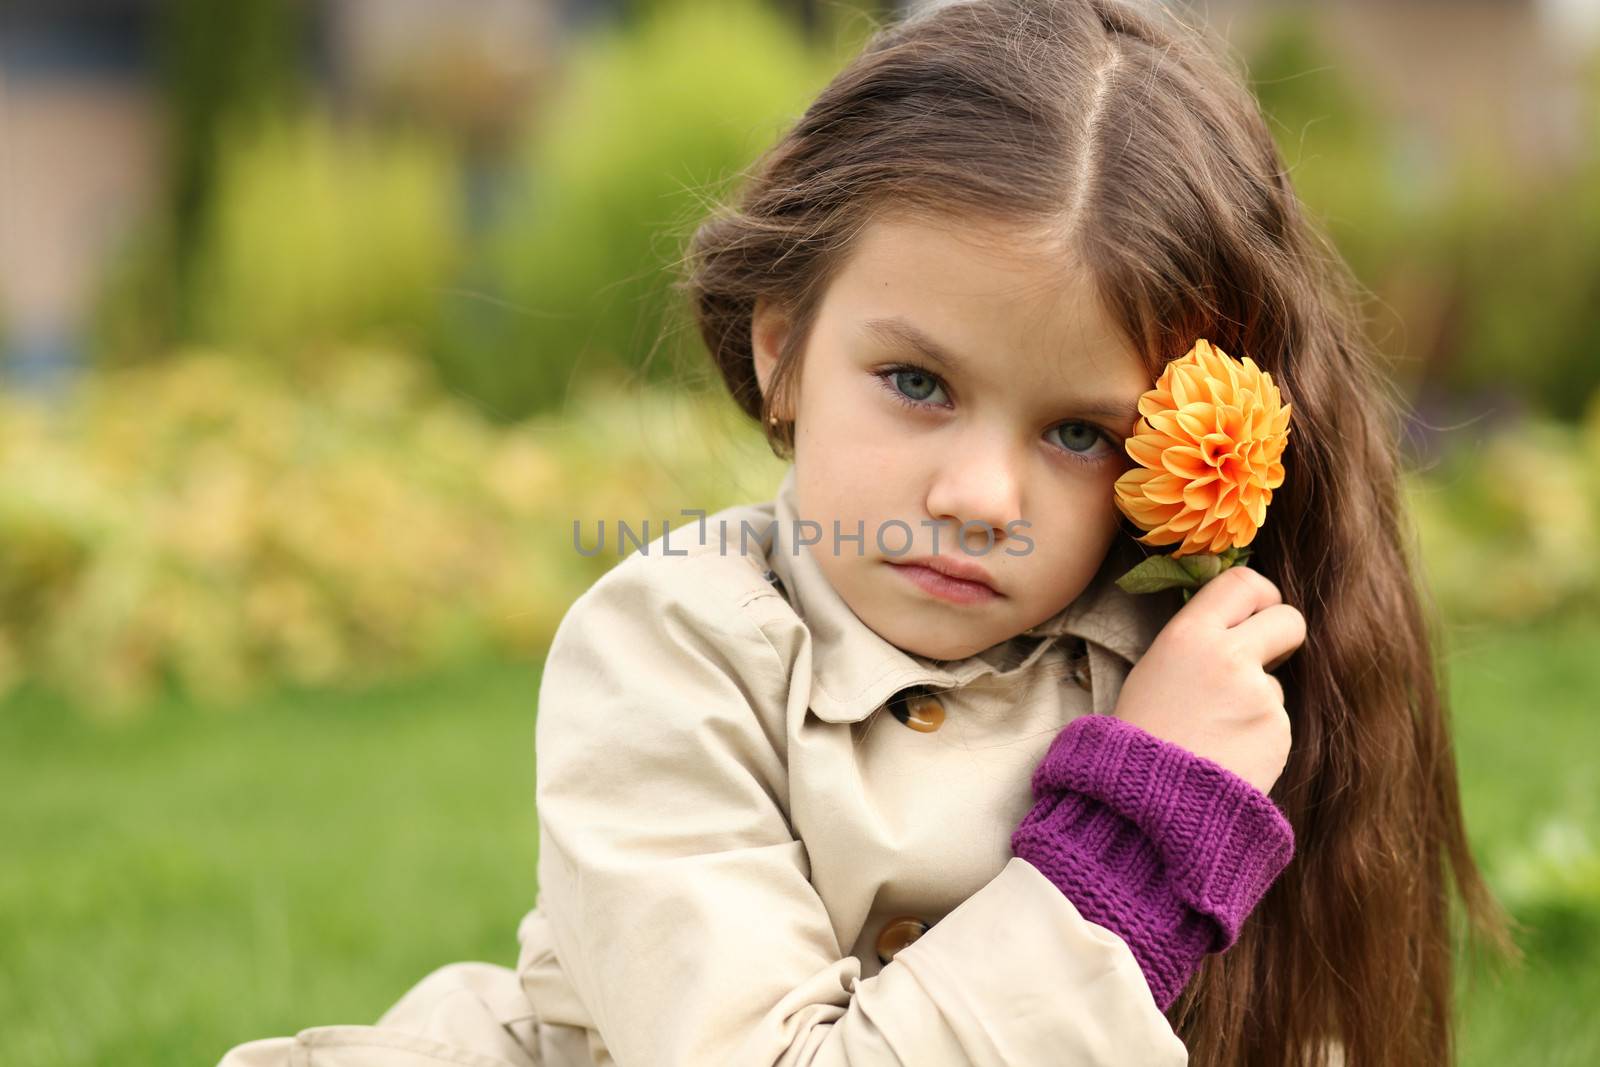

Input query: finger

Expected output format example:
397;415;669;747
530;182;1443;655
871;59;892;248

1179;564;1282;630
1264;672;1285;706
1232;602;1307;670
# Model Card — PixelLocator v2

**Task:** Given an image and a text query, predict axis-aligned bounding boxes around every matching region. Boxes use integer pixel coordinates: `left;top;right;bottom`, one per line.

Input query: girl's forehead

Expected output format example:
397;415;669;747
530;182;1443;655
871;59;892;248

824;215;1144;380
833;216;1099;318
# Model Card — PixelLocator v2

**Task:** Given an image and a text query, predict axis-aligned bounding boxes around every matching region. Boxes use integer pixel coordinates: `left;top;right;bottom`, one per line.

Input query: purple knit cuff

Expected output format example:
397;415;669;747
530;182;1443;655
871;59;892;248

1010;713;1295;1010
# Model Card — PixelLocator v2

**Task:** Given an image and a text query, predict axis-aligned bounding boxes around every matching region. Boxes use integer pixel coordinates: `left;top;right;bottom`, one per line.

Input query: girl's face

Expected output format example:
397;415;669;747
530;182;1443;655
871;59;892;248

753;214;1152;661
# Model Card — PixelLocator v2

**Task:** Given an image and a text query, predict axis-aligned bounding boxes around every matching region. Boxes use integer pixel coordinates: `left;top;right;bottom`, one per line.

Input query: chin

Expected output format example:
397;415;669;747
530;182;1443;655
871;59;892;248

879;626;989;662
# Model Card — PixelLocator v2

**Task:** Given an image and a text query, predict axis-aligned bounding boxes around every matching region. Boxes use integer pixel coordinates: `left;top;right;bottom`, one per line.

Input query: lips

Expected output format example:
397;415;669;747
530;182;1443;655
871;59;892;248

896;554;1000;593
888;556;1002;606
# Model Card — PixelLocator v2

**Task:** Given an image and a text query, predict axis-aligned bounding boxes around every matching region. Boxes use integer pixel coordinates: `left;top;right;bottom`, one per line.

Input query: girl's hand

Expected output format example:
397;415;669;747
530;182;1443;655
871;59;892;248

1111;565;1306;794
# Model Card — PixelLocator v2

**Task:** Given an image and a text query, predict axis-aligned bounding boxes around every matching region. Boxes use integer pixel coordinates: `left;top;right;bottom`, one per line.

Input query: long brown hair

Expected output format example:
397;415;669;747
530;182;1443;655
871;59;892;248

675;1;1517;1062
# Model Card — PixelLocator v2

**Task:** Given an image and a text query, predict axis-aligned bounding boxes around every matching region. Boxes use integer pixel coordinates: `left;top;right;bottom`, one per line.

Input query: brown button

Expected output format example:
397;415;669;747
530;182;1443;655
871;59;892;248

1069;659;1090;692
875;916;931;965
904;694;945;732
887;687;945;732
1067;642;1091;691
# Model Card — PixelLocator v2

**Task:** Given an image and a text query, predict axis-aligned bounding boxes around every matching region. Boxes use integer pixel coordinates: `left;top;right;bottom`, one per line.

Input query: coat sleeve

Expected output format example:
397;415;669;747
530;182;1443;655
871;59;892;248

532;553;1189;1067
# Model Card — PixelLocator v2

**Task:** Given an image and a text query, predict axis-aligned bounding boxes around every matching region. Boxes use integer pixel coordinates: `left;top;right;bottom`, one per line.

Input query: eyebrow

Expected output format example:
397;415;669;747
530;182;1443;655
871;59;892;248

861;315;1144;427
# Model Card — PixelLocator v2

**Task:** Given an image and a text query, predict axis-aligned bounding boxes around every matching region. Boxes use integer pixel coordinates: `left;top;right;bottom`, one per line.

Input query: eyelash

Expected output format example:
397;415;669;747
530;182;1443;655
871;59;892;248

872;363;1119;467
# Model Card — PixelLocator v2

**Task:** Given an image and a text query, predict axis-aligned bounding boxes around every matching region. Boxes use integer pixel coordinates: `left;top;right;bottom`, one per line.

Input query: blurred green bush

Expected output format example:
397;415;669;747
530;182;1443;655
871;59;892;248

1246;12;1404;298
1247;14;1600;418
190;114;463;361
1448;57;1600;422
429;0;835;421
94;113;463;370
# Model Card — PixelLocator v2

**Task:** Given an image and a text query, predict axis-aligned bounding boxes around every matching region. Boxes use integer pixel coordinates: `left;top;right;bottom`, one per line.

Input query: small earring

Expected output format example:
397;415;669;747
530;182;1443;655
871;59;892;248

768;414;779;427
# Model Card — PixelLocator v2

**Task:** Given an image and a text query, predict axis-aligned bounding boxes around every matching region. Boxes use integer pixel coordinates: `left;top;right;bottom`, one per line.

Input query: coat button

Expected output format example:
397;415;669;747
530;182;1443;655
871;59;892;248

887;686;945;732
876;916;931;964
1068;642;1091;691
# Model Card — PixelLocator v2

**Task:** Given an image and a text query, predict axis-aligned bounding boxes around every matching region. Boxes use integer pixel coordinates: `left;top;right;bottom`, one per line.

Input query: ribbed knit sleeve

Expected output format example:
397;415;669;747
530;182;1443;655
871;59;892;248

1010;713;1295;1010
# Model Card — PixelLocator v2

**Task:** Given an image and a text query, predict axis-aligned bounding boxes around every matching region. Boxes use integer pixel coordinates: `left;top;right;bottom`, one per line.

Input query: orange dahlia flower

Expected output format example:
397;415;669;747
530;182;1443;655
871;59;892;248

1114;339;1291;558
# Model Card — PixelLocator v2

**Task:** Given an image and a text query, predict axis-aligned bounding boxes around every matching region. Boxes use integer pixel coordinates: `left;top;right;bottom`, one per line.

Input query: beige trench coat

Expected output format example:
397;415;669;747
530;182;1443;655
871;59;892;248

217;463;1194;1066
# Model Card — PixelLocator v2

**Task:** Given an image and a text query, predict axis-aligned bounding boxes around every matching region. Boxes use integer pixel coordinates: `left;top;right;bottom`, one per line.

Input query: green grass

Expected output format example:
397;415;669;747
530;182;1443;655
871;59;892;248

0;660;544;1065
2;617;1597;1065
1445;613;1600;1066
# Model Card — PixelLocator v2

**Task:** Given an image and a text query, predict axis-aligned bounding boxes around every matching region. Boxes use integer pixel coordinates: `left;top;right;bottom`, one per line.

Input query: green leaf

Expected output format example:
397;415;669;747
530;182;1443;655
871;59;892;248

1116;555;1201;595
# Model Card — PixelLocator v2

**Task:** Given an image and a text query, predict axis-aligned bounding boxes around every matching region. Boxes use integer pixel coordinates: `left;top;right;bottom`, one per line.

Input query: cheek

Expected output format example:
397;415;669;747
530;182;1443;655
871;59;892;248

795;390;918;482
798;465;890;534
1023;488;1121;566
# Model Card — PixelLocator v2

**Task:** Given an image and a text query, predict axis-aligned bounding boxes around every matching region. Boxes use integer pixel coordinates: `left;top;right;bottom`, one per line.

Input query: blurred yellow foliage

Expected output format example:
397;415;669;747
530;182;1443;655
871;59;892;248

1405;393;1600;624
0;349;784;718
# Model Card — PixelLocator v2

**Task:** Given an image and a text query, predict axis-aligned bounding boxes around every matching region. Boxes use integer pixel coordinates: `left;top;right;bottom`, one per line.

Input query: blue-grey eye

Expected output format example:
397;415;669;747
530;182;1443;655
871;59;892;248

1052;422;1103;453
892;369;940;402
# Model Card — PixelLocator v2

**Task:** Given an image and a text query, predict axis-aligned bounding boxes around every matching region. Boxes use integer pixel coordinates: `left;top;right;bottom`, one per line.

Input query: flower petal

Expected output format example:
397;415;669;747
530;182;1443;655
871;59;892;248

1139;525;1187;548
1138;389;1175;419
1174;407;1215;441
1115;465;1168;492
1142;472;1188;505
1124;434;1168;471
1213;481;1240;519
1182;475;1221;512
1207;522;1234;554
1162;445;1212;481
1166;507;1207;532
1199;432;1233;465
1143;409;1189;443
1169;365;1194;408
1245;487;1267;527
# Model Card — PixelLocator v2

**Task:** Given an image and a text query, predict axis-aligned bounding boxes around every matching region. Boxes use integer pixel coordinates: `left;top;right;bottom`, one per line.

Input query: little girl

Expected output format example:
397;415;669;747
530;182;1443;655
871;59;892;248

218;1;1512;1064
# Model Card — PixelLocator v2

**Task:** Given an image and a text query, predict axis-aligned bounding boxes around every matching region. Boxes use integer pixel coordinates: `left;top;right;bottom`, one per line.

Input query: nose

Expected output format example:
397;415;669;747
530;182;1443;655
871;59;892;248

924;433;1024;552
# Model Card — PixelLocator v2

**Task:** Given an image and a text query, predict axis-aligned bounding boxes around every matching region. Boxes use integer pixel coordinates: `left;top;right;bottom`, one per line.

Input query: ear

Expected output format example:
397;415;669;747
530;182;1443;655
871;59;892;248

751;297;790;407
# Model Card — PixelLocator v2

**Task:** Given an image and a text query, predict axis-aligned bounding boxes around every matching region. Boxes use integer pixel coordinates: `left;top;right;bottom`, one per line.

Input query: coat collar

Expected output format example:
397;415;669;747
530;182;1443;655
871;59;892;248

759;465;1182;723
